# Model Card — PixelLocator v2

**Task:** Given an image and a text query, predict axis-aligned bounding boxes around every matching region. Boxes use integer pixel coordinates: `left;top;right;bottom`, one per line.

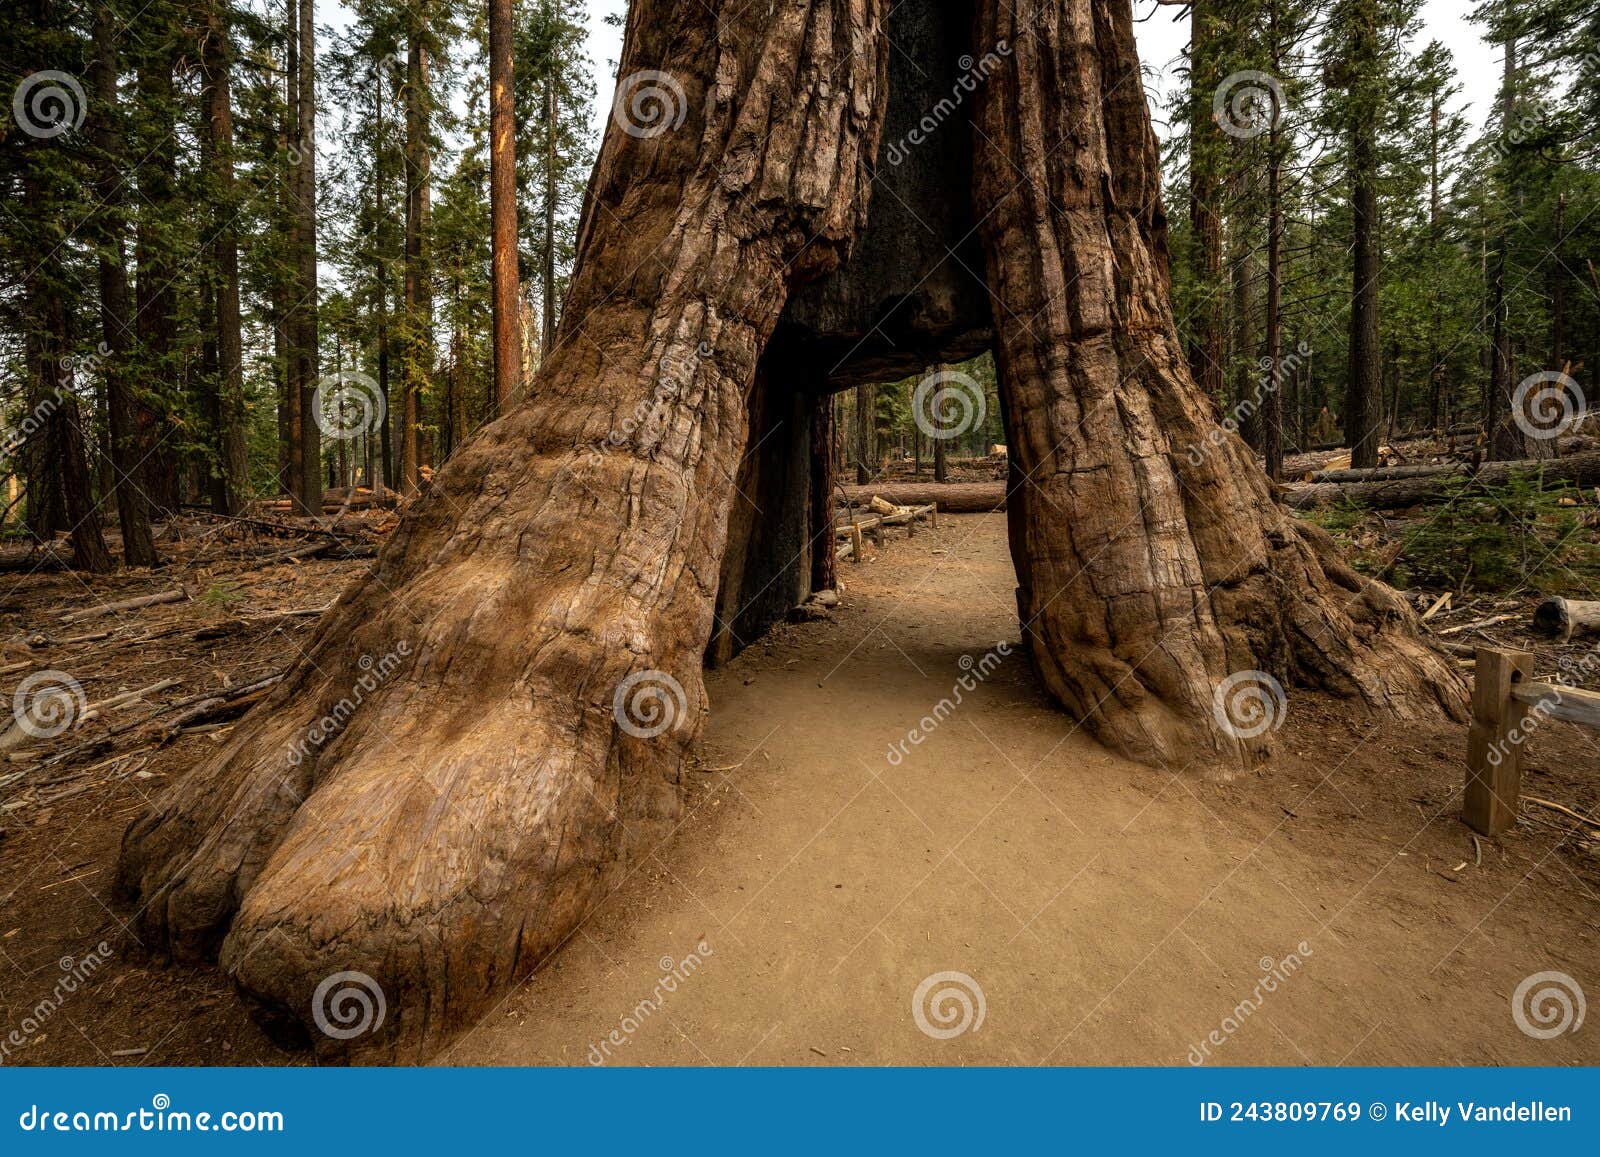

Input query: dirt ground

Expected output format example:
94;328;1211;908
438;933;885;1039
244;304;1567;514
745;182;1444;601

1;512;1597;1066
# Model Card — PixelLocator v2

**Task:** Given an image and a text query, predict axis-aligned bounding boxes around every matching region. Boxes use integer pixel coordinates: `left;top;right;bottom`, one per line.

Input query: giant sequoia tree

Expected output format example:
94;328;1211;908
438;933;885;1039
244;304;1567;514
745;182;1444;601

117;0;1464;1062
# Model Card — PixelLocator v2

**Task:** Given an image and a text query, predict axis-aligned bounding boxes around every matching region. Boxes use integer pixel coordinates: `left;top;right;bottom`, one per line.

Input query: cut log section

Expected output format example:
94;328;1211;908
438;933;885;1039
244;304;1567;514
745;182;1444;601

1531;597;1600;643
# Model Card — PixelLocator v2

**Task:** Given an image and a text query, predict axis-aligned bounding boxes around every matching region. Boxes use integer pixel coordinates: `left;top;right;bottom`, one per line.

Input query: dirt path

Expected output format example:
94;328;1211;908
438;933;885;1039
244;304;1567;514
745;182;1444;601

446;513;1599;1067
1;512;1594;1065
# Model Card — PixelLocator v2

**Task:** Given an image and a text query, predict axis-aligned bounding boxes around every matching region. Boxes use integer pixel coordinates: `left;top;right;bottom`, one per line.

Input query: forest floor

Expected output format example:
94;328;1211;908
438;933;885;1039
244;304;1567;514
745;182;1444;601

0;510;1597;1066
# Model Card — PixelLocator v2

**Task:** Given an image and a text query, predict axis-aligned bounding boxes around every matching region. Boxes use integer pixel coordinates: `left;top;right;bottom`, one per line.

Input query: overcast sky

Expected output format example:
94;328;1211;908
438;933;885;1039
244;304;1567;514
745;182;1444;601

580;0;1501;140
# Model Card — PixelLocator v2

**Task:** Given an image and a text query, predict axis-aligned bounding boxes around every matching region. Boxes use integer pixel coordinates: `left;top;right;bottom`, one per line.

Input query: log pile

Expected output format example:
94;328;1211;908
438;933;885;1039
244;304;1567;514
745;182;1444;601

837;481;1006;513
1284;450;1600;510
835;501;937;561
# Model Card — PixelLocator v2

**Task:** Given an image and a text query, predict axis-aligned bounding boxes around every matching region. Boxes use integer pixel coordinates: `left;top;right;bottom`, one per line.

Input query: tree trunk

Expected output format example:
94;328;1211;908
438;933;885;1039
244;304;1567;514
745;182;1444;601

281;9;302;505
400;22;432;495
1229;204;1258;450
854;382;874;483
1346;117;1382;466
91;5;158;565
970;0;1462;770
1261;0;1284;482
1426;87;1444;432
293;0;323;511
810;392;837;594
1550;192;1565;368
26;284;113;574
202;0;249;514
373;61;393;494
489;0;521;414
541;74;558;351
1185;2;1225;406
132;18;183;516
118;0;891;1062
1487;29;1546;461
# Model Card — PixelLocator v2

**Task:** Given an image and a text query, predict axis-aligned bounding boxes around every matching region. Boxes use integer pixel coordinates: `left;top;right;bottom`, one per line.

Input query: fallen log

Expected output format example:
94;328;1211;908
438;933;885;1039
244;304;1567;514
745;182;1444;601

59;590;185;624
1532;596;1600;643
836;481;1006;512
1307;462;1465;484
0;550;70;573
1285;451;1600;511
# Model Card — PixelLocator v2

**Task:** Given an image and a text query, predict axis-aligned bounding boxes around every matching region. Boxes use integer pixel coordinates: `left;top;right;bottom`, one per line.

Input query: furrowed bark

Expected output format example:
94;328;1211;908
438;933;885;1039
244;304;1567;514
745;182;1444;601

971;0;1465;773
91;5;159;565
117;0;889;1062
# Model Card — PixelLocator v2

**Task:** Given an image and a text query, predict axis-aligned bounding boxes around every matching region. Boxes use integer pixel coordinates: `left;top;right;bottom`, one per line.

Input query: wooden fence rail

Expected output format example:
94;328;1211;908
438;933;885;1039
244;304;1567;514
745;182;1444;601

1464;646;1600;835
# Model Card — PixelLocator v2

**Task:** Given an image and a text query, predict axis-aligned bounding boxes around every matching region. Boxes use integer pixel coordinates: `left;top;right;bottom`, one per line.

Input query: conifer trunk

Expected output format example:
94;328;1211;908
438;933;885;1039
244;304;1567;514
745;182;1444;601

119;0;891;1062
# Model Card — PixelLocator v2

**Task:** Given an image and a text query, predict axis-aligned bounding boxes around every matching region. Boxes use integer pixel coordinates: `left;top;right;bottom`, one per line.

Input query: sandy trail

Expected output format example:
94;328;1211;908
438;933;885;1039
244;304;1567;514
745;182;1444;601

445;512;1596;1066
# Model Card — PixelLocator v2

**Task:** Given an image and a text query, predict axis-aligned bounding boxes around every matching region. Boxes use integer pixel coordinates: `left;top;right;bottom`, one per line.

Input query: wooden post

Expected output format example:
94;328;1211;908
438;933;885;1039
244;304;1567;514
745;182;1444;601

1464;646;1534;836
849;522;862;562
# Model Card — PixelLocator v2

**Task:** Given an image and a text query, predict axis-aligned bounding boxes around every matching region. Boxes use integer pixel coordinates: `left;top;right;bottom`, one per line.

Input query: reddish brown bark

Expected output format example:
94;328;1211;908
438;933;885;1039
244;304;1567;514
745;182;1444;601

971;0;1463;771
202;0;249;514
489;0;521;413
118;0;890;1061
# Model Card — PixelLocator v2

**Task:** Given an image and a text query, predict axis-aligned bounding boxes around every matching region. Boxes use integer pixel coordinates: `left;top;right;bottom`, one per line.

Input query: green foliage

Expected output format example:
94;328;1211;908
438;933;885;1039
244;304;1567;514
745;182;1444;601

203;580;245;608
1393;474;1600;593
1305;476;1600;595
